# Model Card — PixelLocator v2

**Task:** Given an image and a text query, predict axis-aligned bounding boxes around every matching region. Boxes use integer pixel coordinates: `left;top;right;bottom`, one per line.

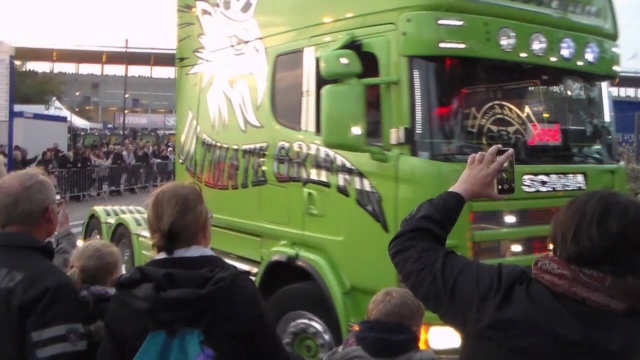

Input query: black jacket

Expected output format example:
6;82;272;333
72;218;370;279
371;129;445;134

78;286;113;360
56;155;73;171
96;255;292;360
388;191;640;360
0;231;88;360
109;152;125;167
35;158;55;174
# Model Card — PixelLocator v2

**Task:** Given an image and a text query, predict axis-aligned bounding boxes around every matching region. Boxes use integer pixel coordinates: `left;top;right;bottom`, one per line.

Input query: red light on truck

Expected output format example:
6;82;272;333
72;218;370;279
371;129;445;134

527;123;562;146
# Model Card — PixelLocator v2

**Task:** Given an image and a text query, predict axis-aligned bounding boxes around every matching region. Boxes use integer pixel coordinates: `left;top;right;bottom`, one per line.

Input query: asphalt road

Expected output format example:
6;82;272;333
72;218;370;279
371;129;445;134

66;192;151;238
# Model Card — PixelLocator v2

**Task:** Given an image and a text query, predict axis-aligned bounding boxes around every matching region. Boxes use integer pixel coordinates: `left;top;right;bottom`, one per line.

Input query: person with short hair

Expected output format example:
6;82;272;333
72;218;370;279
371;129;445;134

323;288;436;360
68;241;122;360
389;145;640;360
0;168;88;360
97;182;293;360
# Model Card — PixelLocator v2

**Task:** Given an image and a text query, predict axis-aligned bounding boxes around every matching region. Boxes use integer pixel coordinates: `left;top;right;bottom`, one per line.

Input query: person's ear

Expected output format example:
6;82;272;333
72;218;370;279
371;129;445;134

44;204;55;223
43;204;58;235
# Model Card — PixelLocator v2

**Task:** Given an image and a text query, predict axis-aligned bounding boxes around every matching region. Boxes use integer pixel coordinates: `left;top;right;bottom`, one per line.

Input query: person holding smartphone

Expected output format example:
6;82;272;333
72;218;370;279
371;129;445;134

0;169;88;360
50;196;79;271
388;145;640;360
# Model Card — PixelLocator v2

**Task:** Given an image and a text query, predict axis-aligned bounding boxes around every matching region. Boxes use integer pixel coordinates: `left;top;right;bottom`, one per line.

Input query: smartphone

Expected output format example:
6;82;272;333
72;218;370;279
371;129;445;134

495;148;515;196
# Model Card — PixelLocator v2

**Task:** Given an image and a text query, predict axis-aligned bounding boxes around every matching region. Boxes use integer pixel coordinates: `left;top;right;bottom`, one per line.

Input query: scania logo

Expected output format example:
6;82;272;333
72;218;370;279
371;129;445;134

521;173;587;193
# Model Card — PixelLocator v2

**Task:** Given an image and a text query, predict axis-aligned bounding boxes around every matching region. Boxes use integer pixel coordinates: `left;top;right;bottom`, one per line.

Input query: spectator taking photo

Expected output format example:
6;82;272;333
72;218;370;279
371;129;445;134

0;169;87;359
389;145;640;360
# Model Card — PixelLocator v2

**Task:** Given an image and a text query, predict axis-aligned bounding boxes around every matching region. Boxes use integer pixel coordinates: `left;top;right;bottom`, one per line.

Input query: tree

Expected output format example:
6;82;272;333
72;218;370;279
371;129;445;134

14;65;65;104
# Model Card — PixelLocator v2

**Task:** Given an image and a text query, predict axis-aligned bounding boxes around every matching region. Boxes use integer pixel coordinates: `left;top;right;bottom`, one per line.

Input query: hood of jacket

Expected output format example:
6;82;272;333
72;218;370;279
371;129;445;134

355;320;419;358
325;320;435;360
114;256;239;332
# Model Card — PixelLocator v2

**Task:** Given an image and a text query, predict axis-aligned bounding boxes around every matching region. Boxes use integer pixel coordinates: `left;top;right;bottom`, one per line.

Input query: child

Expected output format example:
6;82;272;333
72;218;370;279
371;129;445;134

67;241;122;359
324;288;436;360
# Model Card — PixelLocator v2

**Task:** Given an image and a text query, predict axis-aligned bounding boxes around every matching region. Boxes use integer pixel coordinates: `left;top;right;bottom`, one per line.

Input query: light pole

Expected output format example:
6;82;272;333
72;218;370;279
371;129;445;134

121;38;129;140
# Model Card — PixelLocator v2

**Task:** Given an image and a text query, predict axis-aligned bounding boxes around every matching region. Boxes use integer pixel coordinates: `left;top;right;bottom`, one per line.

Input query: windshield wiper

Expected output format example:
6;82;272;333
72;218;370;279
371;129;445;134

544;152;605;164
430;152;531;164
430;152;473;161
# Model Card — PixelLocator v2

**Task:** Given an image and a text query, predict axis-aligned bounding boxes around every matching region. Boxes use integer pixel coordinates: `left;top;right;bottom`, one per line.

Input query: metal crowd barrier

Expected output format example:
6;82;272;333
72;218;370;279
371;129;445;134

48;161;175;201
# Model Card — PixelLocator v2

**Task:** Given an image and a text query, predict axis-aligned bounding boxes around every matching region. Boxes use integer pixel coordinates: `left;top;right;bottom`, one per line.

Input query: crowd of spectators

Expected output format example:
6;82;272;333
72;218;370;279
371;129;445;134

0;140;175;200
0;144;638;359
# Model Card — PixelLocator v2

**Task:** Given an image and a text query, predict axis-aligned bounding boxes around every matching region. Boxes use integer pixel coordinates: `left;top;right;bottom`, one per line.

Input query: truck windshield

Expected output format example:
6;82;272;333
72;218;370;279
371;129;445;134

410;57;617;164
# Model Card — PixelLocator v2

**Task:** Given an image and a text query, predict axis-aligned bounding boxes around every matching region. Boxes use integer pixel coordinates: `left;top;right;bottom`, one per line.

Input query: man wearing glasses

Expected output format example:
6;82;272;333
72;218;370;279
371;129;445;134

0;169;87;359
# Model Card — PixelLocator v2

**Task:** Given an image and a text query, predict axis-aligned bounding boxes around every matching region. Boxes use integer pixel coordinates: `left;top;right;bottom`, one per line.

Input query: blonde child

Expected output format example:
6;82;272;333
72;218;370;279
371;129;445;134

67;241;122;360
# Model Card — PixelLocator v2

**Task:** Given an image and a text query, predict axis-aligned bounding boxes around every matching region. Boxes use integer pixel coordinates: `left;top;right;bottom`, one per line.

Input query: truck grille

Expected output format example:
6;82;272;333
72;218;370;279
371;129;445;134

471;207;560;231
472;236;552;261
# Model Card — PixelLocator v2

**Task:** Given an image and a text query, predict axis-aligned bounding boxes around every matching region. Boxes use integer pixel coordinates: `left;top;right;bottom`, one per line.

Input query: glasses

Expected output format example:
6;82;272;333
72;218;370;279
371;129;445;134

42;199;64;216
45;199;64;215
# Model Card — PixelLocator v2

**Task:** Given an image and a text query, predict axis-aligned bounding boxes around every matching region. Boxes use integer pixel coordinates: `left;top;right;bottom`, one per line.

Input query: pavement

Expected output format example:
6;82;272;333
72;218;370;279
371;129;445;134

66;192;151;238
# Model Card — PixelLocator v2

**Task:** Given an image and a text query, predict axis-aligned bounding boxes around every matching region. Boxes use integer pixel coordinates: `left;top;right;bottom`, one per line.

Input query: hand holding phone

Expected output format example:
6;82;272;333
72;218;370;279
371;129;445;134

495;148;515;196
449;145;515;201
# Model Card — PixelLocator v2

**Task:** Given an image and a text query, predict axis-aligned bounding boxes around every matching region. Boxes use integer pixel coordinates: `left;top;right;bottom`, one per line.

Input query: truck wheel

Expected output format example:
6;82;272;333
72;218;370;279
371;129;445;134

83;217;102;242
267;281;341;360
112;226;135;273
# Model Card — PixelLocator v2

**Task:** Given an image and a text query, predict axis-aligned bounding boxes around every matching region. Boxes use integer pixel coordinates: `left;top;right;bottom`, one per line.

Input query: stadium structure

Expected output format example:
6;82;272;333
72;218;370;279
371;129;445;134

13;45;176;125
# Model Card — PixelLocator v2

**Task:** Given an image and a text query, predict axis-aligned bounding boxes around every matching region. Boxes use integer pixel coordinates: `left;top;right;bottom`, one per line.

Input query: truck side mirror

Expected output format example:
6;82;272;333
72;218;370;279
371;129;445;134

320;82;368;153
319;49;362;80
319;49;368;153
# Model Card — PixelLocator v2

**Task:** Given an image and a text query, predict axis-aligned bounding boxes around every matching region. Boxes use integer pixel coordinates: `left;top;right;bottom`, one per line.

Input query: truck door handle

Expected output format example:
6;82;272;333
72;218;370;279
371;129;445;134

303;189;320;216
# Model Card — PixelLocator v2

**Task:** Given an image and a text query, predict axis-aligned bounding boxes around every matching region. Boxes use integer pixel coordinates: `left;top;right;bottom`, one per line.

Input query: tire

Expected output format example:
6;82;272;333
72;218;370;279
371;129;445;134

112;226;135;274
83;217;102;242
266;281;342;360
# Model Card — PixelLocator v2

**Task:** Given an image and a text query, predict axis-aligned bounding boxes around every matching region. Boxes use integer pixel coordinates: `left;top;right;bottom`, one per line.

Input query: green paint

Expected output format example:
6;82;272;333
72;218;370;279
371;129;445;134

85;0;625;356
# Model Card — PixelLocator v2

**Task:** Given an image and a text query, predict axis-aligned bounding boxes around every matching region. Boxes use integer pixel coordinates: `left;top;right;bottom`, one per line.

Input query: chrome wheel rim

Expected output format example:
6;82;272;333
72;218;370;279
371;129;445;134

277;311;335;359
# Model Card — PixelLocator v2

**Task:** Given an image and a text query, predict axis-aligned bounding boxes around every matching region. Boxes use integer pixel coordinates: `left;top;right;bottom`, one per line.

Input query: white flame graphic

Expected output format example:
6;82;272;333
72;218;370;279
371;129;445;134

189;0;267;132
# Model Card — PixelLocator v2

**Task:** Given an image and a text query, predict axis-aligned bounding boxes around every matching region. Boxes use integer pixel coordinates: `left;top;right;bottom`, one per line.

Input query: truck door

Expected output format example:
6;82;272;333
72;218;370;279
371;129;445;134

302;34;400;292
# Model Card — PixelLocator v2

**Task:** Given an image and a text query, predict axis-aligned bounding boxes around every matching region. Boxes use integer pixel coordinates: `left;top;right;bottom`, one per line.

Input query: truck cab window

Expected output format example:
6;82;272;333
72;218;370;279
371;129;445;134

360;52;382;144
273;51;304;131
410;56;616;164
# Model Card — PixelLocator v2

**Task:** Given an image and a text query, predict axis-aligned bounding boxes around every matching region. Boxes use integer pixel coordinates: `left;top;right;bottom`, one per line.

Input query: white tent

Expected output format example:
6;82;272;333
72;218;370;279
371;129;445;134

14;98;101;130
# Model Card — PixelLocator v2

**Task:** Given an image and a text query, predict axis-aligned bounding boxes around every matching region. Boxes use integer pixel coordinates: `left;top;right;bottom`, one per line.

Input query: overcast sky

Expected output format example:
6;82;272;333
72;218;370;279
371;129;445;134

0;0;176;49
0;0;638;70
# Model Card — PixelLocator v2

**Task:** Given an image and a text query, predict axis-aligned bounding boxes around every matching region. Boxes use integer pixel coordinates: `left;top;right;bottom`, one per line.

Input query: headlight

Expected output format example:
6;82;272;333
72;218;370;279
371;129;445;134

498;27;517;52
529;33;548;56
427;326;462;350
559;38;576;60
585;43;600;63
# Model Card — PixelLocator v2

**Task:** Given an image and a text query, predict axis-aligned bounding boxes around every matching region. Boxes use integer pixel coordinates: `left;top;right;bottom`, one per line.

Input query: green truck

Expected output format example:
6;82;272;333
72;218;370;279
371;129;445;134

82;0;625;358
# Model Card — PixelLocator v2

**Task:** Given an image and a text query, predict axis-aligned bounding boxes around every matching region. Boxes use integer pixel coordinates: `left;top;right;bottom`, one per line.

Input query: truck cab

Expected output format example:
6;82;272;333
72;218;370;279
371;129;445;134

83;1;625;358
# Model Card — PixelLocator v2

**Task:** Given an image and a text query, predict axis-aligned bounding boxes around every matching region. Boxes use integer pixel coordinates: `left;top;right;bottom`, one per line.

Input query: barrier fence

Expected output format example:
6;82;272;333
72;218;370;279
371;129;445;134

48;161;175;200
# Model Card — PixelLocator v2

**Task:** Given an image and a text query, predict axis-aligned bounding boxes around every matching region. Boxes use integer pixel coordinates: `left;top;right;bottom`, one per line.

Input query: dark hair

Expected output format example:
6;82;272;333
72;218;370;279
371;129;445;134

550;190;640;277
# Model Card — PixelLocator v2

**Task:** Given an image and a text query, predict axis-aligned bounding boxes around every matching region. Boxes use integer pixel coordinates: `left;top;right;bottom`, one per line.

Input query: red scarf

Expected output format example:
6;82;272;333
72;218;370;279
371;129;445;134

532;254;640;313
